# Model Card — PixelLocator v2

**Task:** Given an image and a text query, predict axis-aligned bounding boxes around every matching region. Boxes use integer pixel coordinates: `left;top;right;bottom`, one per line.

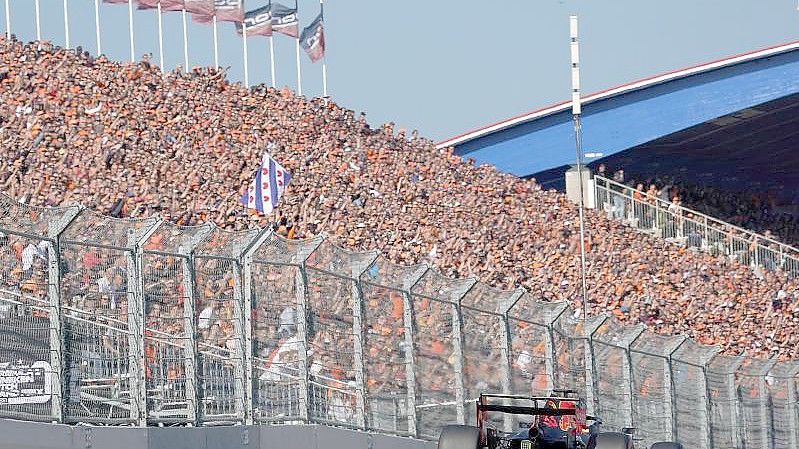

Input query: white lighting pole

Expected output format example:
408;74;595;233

242;23;249;88
570;15;589;320
34;0;41;43
63;0;70;48
94;0;102;55
212;15;219;69
269;36;276;88
181;8;189;71
157;1;165;72
128;0;136;61
4;0;10;41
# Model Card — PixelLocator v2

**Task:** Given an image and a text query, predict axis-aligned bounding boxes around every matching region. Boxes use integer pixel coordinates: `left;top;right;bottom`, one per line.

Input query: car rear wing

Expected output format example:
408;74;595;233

477;394;578;417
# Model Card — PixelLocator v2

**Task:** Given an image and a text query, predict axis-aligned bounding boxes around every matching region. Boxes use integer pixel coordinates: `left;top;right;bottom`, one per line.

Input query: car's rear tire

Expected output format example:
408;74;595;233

438;425;480;449
591;432;631;449
650;443;683;449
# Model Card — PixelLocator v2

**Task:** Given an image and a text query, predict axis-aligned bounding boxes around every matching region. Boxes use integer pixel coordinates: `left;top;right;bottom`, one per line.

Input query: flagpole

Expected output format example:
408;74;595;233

157;1;165;72
269;36;276;88
242;23;250;88
320;0;327;99
34;0;41;43
128;0;135;61
295;38;302;96
570;15;589;321
213;15;219;69
63;0;70;49
268;0;276;88
3;0;9;41
181;8;189;71
94;0;102;54
295;0;302;95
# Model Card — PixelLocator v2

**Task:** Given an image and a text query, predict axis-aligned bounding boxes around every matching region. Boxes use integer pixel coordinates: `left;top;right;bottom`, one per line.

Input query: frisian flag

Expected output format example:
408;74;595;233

300;12;324;63
240;151;291;215
236;3;273;37
214;0;244;23
271;2;299;38
137;0;185;11
187;0;215;22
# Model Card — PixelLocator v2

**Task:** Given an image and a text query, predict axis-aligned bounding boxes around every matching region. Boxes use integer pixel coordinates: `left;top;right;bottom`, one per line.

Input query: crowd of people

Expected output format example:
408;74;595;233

3;30;799;408
602;167;799;248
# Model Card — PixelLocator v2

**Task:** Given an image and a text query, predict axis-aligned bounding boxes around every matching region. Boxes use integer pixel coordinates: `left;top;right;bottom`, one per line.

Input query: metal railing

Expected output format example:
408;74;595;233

594;175;799;278
0;193;798;448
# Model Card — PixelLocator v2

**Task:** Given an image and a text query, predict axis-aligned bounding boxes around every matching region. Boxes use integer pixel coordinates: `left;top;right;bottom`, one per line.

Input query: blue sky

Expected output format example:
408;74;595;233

4;1;799;141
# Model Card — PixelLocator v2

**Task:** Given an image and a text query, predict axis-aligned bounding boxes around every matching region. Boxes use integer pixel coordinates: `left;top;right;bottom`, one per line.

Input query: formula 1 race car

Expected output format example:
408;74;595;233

438;391;683;449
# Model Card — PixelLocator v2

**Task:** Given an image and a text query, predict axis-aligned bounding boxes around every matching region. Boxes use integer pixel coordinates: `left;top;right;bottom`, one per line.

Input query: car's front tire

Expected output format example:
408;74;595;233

438;425;480;449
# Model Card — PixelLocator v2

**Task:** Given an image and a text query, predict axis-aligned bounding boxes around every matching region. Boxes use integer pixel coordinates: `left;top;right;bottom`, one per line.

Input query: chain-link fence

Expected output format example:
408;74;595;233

1;204;799;447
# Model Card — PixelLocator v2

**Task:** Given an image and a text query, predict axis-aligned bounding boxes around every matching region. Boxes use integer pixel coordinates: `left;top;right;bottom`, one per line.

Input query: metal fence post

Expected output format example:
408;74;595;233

241;230;271;425
452;279;477;425
231;261;249;423
181;255;199;424
547;305;569;394
294;260;313;422
179;226;213;426
128;220;162;426
501;288;525;431
45;207;81;423
623;327;646;430
586;315;608;418
350;253;379;429
666;337;686;442
402;266;429;437
702;364;716;449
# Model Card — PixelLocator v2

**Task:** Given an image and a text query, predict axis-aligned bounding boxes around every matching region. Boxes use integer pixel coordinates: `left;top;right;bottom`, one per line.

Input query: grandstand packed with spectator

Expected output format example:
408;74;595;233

607;170;799;248
2;34;799;364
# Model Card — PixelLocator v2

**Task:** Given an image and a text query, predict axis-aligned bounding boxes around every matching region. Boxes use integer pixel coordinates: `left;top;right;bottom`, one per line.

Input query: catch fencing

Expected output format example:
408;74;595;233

0;193;798;448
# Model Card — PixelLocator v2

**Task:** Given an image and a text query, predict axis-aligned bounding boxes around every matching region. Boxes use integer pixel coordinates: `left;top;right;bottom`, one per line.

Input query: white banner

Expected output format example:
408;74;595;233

0;361;52;405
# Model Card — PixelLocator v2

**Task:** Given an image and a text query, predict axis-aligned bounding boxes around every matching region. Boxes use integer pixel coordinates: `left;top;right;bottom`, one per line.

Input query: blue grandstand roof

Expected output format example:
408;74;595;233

437;39;799;151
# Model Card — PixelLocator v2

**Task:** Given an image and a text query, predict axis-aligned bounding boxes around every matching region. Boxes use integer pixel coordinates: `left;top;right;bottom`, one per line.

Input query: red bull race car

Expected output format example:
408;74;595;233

438;391;682;449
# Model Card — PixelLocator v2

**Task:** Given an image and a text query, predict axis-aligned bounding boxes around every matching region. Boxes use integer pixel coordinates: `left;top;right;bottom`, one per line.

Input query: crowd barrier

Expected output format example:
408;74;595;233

0;193;797;449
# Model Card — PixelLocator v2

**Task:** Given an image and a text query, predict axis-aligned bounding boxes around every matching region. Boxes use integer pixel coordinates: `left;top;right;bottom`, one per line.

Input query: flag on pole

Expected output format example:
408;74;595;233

271;2;298;38
300;12;324;63
236;3;272;37
214;0;244;22
160;0;185;11
240;152;291;215
186;0;214;22
136;0;159;9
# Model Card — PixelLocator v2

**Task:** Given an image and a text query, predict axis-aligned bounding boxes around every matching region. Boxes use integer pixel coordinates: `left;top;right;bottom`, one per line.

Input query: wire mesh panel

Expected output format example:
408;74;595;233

358;255;425;435
507;297;567;397
304;241;375;427
0;297;53;421
0;196;79;422
60;211;157;424
671;339;720;449
629;331;684;448
410;270;475;439
250;233;321;424
459;284;517;431
551;311;604;415
590;318;643;432
141;223;210;423
707;354;744;449
734;357;774;449
194;228;258;424
767;362;799;449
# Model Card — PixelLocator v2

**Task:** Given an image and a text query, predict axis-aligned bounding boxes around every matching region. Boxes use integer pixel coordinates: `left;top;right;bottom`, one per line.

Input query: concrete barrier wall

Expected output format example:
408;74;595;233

0;420;437;449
